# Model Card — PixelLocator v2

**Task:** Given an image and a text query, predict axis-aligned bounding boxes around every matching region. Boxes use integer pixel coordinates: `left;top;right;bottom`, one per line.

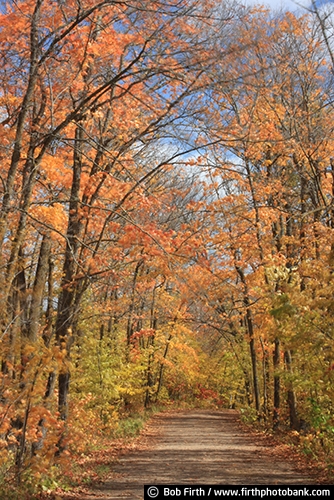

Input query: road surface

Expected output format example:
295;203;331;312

79;410;317;499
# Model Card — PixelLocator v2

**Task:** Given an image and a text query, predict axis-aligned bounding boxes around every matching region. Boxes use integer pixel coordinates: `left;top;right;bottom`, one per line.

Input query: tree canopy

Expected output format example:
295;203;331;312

1;0;334;492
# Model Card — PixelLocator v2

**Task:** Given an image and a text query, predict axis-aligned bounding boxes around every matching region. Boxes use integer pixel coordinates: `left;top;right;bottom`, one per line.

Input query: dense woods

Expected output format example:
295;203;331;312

1;0;334;493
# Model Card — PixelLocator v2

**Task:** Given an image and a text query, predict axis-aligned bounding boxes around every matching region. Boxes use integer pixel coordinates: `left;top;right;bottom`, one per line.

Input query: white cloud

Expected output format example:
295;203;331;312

242;0;312;12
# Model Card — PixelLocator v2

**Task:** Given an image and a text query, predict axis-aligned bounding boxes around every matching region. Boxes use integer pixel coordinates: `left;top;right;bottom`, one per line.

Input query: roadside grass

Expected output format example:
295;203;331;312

0;404;163;500
238;406;334;485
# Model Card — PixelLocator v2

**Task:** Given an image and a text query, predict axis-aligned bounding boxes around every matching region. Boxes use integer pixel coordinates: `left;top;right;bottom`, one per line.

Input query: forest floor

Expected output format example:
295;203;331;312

54;409;331;500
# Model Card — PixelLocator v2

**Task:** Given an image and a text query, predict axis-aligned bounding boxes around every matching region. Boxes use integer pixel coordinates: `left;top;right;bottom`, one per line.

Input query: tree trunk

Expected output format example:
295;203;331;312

28;234;51;342
284;349;300;431
235;263;261;417
155;334;172;402
55;124;84;421
260;337;269;419
273;337;280;430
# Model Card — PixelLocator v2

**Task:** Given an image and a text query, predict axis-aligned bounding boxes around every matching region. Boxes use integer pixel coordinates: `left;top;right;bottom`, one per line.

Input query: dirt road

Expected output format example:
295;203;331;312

81;410;319;499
